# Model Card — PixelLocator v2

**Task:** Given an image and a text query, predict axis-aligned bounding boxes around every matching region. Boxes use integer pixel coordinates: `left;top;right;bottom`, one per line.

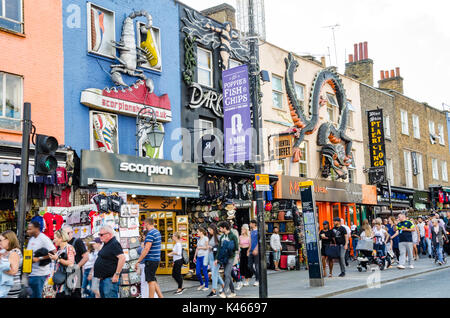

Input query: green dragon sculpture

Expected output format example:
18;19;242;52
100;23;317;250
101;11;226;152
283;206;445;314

284;53;353;180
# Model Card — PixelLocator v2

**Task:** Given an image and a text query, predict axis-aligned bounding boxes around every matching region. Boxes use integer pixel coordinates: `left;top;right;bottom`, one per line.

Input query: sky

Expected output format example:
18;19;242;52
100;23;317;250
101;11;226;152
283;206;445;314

180;0;450;110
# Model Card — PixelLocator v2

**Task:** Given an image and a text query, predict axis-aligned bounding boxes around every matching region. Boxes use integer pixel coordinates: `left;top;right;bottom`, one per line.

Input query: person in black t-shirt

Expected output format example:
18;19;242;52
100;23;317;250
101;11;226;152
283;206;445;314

332;217;348;277
93;226;125;298
64;226;89;298
319;221;335;277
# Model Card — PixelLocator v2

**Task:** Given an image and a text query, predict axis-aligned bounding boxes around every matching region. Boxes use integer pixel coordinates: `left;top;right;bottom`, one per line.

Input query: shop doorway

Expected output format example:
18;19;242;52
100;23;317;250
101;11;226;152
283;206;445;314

235;208;250;234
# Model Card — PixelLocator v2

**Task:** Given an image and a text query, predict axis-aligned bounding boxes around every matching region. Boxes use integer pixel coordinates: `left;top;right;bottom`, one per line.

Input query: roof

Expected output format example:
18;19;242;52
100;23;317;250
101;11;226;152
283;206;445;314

200;3;236;15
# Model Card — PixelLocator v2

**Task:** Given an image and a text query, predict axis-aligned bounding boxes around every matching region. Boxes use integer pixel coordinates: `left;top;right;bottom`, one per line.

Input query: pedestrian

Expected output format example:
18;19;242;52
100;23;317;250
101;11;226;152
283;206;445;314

431;219;448;265
270;226;282;271
248;220;260;286
373;219;390;257
94;226;126;298
340;218;351;266
350;224;359;261
135;218;163;298
417;217;426;256
26;221;56;298
48;229;76;298
86;238;102;298
63;226;89;298
193;227;209;292
216;221;239;298
332;218;348;277
319;221;335;277
391;213;415;269
168;232;184;295
386;216;399;263
0;231;22;298
238;224;252;286
425;217;433;258
207;223;225;298
383;218;388;227
411;219;420;260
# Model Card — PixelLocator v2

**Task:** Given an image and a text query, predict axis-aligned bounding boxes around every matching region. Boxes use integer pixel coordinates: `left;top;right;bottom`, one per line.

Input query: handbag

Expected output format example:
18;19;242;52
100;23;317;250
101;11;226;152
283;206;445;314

52;265;67;285
325;244;340;259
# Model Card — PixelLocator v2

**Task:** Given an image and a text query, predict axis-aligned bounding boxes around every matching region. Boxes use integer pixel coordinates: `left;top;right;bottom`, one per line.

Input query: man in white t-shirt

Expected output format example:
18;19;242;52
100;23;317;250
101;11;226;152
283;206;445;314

26;221;56;298
341;219;351;266
417;217;426;255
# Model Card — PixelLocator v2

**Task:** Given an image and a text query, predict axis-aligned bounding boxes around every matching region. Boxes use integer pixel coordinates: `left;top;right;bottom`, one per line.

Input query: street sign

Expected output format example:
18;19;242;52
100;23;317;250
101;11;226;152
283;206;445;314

299;181;324;287
255;174;270;191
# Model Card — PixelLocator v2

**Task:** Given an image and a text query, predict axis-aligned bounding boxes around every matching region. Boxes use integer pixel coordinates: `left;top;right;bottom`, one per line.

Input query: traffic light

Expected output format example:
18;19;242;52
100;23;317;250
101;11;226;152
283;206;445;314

34;134;58;175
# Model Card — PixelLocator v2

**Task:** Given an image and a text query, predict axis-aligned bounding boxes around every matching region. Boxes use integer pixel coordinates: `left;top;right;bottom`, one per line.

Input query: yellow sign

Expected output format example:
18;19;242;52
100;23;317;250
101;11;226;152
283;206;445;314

23;249;33;274
299;181;314;187
255;174;269;185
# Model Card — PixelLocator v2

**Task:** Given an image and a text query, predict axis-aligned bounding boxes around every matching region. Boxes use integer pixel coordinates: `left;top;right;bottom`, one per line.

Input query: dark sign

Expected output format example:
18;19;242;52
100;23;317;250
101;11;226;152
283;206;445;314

368;109;387;184
300;182;324;287
412;152;419;176
369;167;386;185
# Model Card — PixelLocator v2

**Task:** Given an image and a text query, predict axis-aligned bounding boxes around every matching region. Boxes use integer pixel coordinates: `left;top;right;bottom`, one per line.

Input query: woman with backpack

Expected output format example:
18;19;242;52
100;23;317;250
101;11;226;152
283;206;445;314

168;232;185;295
207;224;224;298
48;229;75;298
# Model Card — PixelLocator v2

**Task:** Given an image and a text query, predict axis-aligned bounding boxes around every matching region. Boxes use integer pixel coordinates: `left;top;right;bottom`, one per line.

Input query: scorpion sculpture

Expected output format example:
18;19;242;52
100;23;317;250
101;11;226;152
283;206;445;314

110;10;156;93
285;53;353;180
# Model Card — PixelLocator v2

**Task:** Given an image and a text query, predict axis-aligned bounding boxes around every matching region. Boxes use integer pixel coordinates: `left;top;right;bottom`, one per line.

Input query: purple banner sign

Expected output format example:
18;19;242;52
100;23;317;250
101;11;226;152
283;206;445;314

223;65;252;164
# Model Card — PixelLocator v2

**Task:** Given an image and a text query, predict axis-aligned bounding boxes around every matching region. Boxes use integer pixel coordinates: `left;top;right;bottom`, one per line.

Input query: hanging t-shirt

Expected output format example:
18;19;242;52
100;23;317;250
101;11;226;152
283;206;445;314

92;194;110;213
0;164;14;183
44;174;56;185
13;164;21;184
109;195;124;213
43;213;64;240
56;167;67;185
28;165;35;183
439;191;444;203
89;210;99;232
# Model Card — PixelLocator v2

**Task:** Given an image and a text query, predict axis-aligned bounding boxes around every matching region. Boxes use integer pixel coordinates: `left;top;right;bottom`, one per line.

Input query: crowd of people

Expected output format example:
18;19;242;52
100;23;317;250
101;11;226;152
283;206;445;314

319;211;450;277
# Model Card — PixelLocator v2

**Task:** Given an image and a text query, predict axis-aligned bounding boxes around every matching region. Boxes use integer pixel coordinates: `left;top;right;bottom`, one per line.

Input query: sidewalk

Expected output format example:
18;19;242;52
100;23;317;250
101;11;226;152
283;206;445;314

160;256;450;298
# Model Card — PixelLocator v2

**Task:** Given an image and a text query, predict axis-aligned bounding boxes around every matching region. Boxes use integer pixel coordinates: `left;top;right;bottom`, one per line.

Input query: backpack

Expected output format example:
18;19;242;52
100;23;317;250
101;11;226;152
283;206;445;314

182;248;189;265
218;237;235;266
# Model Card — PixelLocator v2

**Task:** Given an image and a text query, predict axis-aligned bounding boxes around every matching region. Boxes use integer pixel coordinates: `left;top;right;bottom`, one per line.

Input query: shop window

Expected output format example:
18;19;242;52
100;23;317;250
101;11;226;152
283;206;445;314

412;114;420;139
432;158;439;180
0;0;23;33
438;124;445;145
136;21;162;72
90;111;119;153
197;47;213;88
442;161;448;182
87;2;115;58
272;74;283;109
384;115;391;139
298;141;307;178
0;72;22;131
400;110;409;135
229;59;241;69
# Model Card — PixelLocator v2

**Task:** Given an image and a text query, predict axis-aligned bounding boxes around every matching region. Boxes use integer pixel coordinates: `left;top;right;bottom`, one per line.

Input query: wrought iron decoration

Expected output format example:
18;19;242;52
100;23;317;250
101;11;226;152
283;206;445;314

285;53;353;180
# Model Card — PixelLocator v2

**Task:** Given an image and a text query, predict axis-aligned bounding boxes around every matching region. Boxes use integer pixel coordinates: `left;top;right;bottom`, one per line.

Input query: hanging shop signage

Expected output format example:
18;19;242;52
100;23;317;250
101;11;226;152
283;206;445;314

367;109;386;184
128;196;182;210
299;181;324;287
223;65;252;163
274;135;293;159
411;152;419;176
188;83;223;118
80;150;199;198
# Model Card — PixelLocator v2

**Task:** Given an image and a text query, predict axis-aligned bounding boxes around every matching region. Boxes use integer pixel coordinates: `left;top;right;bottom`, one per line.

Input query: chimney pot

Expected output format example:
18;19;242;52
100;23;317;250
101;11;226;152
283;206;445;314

349;54;354;63
380;70;385;80
354;44;358;61
390;70;395;78
385;71;389;79
364;42;368;59
359;43;363;62
396;67;400;77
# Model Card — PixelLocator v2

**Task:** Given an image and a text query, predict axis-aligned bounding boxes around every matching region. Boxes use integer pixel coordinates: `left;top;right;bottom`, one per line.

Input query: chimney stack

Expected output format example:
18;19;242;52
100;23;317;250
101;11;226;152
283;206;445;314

201;3;237;29
345;41;374;86
379;67;404;94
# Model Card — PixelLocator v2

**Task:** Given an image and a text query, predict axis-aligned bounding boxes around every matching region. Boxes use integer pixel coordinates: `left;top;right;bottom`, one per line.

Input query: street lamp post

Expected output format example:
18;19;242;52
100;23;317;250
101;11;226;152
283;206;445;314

248;0;268;298
135;107;165;157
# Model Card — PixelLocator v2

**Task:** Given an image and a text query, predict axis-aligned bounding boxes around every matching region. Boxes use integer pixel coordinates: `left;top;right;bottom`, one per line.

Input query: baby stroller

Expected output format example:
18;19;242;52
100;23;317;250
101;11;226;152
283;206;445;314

356;239;390;272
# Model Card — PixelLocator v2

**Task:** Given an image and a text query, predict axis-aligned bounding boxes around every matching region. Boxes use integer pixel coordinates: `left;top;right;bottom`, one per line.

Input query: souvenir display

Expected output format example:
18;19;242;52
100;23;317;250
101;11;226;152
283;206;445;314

129;248;139;260
128;237;140;249
129;285;139;298
120;238;129;249
121;273;130;285
119;286;130;298
129;272;140;285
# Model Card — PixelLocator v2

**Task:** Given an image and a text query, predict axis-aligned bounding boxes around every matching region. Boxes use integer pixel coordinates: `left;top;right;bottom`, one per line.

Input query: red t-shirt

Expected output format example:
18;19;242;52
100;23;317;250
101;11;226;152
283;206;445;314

43;213;64;240
89;210;99;232
56;167;67;184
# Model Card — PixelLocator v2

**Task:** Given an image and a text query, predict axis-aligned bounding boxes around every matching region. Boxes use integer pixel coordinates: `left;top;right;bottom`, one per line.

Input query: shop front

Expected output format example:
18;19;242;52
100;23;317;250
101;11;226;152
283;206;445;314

377;185;414;215
413;191;431;213
430;186;450;211
80;150;199;276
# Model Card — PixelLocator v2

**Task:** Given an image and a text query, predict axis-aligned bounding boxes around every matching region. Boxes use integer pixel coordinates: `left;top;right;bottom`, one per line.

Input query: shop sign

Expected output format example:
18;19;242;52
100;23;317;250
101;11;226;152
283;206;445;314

223;65;252;163
128;196;182;210
379;190;412;204
274;135;293;159
188;83;223;118
255;174;270;192
413;191;430;204
81;150;198;188
411;152;419;176
367;109;386;184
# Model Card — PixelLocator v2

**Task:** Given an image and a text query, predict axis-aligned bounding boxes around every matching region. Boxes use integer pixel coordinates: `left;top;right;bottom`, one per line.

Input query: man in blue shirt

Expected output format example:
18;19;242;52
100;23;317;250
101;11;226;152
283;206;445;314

248;220;259;286
135;218;163;298
391;213;415;269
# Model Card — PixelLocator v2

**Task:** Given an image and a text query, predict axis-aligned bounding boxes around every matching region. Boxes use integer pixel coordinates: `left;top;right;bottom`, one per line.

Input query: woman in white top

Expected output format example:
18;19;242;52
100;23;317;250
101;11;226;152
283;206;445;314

194;228;209;291
373;219;390;257
168;232;184;295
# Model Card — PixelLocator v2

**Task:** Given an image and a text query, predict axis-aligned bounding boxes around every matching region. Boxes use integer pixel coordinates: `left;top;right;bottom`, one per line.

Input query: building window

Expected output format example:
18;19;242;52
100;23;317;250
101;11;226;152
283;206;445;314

438;124;445;145
87;3;116;58
298;141;307;178
197;48;213;88
348;151;356;183
0;72;22;131
272;75;283;109
412;114;420;139
429;121;435;135
229;59;241;69
442;161;448;182
384;115;391;139
400;110;409;135
198;119;214;138
277;158;286;175
404;151;413;188
136;22;162;72
326;93;338;124
432;158;439;180
90;111;119;153
386;158;394;185
295;83;305;106
0;0;23;33
416;153;424;190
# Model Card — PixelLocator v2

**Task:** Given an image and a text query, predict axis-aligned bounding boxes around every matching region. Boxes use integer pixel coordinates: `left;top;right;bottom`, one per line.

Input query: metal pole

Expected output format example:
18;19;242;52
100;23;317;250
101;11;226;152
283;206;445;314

387;179;394;217
17;102;32;249
248;0;268;298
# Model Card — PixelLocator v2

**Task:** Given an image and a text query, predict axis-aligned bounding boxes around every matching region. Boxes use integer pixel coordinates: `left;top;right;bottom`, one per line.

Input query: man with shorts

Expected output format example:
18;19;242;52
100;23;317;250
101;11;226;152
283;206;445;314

135;218;163;298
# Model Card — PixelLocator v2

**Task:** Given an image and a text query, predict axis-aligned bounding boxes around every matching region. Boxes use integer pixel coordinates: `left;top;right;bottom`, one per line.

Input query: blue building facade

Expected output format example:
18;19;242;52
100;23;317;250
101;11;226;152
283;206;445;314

62;0;182;161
